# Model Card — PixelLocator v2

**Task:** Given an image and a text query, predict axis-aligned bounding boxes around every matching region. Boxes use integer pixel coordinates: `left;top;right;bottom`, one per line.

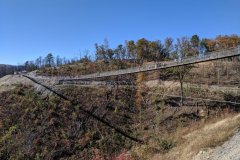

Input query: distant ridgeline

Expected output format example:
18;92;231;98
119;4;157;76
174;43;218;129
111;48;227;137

0;64;25;78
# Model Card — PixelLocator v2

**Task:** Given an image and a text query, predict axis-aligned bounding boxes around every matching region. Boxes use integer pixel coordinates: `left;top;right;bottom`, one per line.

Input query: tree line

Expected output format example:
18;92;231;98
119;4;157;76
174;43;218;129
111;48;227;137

23;53;92;72
0;65;25;78
19;34;240;72
95;34;240;63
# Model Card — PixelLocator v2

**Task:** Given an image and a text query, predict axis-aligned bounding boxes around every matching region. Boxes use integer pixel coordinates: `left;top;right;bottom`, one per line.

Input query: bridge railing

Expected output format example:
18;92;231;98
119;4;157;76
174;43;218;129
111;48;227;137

60;47;239;81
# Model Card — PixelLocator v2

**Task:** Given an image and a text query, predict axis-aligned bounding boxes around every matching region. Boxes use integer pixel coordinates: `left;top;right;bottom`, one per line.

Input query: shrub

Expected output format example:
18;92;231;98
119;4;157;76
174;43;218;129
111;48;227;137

159;138;176;151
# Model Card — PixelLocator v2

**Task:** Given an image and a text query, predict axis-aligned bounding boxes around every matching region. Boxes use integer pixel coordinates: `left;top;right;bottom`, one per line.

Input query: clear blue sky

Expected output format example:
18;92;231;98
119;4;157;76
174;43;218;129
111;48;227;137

0;0;240;65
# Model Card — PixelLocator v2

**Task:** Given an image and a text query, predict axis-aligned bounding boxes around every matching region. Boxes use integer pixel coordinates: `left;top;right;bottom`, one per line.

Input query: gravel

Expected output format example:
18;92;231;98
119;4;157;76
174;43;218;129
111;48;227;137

194;130;240;160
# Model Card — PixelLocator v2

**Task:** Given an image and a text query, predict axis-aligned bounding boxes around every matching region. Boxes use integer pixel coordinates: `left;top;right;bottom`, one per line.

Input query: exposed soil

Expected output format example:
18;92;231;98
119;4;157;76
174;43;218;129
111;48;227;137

0;75;33;93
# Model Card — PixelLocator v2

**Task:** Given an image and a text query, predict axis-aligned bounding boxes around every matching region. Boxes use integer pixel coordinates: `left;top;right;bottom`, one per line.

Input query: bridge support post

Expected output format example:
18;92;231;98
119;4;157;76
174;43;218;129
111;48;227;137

217;68;220;86
238;45;240;54
238;45;240;61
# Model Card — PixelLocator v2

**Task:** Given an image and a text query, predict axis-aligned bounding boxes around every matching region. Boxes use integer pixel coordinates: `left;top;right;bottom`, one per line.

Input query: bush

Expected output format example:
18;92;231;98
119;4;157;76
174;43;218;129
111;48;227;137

159;138;176;151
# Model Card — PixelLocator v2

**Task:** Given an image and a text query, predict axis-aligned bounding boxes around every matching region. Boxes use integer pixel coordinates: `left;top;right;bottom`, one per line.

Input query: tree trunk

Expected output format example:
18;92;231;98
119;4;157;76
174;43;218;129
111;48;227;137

179;70;184;107
180;79;183;107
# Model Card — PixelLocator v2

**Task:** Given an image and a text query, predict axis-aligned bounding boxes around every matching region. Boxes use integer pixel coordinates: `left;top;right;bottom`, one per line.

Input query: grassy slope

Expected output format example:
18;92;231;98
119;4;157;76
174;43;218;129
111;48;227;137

152;113;240;160
0;85;138;159
0;59;239;159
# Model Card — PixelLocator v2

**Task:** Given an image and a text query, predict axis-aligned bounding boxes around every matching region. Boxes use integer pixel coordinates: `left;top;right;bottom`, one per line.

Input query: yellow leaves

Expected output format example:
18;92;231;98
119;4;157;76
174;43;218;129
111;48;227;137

0;125;18;143
72;112;77;120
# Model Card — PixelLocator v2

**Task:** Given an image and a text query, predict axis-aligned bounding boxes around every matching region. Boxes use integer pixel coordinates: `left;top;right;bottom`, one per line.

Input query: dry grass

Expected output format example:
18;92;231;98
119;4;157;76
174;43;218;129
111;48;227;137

152;113;240;160
0;75;33;93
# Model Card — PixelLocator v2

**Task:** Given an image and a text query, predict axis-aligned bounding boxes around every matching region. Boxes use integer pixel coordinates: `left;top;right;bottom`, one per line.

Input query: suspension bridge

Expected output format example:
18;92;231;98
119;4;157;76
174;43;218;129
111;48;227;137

59;46;240;83
25;45;240;106
20;46;240;143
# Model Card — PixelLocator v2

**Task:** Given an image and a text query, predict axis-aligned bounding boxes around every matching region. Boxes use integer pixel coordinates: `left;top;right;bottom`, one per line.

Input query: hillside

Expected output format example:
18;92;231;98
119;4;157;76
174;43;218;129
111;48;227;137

0;37;240;159
0;75;32;93
152;114;240;160
194;128;240;160
1;0;240;158
0;57;240;159
0;78;137;159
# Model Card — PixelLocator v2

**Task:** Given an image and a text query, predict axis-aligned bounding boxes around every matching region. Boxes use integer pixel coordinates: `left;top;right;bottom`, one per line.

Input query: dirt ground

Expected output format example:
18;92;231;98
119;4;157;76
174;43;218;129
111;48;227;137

0;75;33;93
193;130;240;160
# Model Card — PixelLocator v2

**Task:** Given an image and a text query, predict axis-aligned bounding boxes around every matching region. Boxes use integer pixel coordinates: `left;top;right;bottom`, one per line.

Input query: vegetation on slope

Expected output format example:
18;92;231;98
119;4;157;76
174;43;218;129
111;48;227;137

0;85;137;159
0;71;240;159
0;34;240;159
